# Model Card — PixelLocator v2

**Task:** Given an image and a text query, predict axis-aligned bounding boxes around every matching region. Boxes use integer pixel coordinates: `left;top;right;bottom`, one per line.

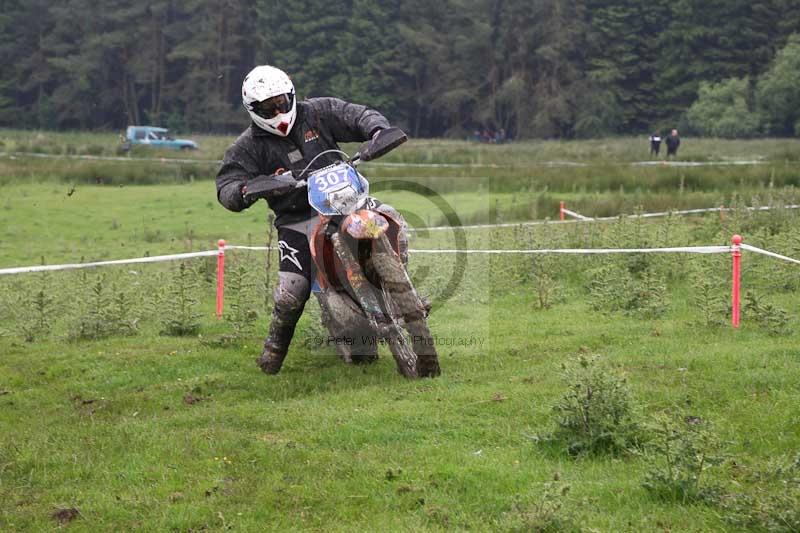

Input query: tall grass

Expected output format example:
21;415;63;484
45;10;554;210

2;152;799;200
3;127;800;162
3;129;799;197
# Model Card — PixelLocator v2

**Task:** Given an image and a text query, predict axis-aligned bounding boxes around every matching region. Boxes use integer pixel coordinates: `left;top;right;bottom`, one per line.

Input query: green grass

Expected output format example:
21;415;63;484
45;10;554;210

3;281;799;530
2;181;798;270
5;128;798;164
3;129;800;224
2;139;800;530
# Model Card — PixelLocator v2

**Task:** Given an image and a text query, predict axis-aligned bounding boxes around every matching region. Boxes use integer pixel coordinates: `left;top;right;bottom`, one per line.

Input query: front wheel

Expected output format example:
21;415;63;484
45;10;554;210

372;235;440;378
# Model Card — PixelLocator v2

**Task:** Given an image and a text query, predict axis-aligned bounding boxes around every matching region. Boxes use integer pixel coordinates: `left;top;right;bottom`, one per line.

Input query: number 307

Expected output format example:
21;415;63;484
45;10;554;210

314;171;345;192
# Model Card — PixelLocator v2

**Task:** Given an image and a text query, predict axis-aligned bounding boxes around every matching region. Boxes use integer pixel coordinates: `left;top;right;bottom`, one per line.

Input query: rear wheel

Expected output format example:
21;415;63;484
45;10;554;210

372;235;440;378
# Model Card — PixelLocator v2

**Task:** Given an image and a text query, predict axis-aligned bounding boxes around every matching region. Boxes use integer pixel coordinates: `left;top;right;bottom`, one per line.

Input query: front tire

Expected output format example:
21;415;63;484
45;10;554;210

372;235;440;378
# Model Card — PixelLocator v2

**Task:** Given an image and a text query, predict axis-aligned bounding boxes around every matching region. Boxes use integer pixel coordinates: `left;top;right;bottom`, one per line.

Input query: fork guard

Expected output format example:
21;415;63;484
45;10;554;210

309;210;404;292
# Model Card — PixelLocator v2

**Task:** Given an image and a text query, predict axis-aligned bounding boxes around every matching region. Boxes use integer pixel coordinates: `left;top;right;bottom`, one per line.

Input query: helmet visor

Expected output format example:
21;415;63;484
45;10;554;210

252;93;293;119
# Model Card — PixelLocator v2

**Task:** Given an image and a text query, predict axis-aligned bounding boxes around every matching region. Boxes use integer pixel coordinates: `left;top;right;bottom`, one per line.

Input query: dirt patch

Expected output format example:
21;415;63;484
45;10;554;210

256;433;290;445
71;395;107;416
51;507;80;524
183;393;203;405
71;394;96;405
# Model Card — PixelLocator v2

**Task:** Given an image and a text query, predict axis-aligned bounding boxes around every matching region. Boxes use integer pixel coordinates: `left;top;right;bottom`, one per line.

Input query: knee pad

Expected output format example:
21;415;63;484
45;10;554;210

273;272;310;318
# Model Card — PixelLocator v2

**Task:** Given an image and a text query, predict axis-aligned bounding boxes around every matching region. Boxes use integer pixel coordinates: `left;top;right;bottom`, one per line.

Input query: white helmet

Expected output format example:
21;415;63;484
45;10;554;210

242;65;297;137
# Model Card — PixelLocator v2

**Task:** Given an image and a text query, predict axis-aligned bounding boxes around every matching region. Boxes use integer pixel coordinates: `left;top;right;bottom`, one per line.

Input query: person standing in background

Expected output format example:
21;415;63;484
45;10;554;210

649;132;662;156
665;129;680;157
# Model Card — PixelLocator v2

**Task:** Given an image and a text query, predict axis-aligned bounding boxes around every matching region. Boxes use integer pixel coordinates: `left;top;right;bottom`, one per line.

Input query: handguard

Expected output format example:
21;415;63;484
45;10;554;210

243;172;300;202
356;127;408;162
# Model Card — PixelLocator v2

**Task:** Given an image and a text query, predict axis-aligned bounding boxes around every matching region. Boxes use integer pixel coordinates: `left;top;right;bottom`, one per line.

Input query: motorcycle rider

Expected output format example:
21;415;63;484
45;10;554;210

216;65;407;374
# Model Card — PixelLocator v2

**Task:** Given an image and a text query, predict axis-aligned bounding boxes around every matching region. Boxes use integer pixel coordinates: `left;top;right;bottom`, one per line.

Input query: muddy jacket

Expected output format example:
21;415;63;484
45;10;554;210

216;97;390;226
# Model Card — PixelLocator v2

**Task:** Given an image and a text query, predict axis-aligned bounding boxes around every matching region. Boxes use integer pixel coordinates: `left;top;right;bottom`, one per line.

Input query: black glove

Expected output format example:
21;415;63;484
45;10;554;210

243;172;299;203
358;127;408;162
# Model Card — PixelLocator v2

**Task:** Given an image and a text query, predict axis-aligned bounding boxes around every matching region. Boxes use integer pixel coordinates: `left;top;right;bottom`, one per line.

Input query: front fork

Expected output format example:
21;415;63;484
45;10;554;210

329;231;386;330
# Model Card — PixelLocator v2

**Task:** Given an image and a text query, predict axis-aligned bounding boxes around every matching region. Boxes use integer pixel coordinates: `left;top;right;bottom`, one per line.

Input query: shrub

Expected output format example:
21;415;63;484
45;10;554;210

552;354;643;455
690;259;728;327
587;262;634;314
720;454;800;531
643;413;724;504
6;274;57;342
499;476;574;532
71;272;113;340
723;491;800;532
160;262;201;336
744;291;791;336
587;262;668;319
223;259;259;340
106;282;140;336
628;269;668;319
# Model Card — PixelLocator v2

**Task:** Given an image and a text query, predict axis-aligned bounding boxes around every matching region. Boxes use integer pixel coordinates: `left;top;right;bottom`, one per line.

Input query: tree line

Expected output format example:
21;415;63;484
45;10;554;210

1;0;799;139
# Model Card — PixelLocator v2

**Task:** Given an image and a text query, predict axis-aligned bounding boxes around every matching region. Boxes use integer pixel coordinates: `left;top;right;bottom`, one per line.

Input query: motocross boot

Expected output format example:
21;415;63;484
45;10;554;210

257;273;309;374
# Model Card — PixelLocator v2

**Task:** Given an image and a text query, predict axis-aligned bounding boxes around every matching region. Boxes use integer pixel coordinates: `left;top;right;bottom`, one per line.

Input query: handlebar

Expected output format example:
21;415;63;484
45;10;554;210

296;127;408;178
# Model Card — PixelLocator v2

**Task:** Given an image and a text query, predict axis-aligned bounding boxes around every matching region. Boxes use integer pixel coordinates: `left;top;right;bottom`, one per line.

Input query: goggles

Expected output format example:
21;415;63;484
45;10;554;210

252;93;293;119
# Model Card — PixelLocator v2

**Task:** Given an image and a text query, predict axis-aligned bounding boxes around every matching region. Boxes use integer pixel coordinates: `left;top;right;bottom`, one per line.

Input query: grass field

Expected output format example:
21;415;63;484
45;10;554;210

3;128;800;164
1;133;800;531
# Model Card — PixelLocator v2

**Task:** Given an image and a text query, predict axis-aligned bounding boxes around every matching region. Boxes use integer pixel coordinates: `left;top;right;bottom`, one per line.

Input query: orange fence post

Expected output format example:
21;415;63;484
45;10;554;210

731;235;742;328
216;239;226;319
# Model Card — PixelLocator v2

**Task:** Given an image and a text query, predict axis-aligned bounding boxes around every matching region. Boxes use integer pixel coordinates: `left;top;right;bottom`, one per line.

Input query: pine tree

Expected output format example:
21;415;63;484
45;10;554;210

161;262;202;336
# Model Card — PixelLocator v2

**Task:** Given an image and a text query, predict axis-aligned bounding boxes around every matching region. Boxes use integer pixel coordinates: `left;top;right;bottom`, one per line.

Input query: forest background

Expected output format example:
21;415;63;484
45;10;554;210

1;0;800;139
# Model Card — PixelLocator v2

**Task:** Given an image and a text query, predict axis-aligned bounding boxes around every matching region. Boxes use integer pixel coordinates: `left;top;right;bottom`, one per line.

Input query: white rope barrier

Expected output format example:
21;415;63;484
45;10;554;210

224;245;276;251
412;219;578;232
230;244;735;255
0;250;219;275
408;246;731;255
5;243;800;277
740;244;800;266
560;204;800;222
560;208;593;221
0;244;735;276
418;203;800;232
631;160;766;167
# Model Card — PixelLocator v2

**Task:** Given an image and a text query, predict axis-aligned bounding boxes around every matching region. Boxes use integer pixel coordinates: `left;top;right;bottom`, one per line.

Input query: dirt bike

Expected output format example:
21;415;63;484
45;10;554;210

269;128;440;378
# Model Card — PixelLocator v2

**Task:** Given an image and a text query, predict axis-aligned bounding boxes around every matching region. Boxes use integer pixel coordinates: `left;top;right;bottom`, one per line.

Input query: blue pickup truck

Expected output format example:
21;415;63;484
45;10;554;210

122;126;198;151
